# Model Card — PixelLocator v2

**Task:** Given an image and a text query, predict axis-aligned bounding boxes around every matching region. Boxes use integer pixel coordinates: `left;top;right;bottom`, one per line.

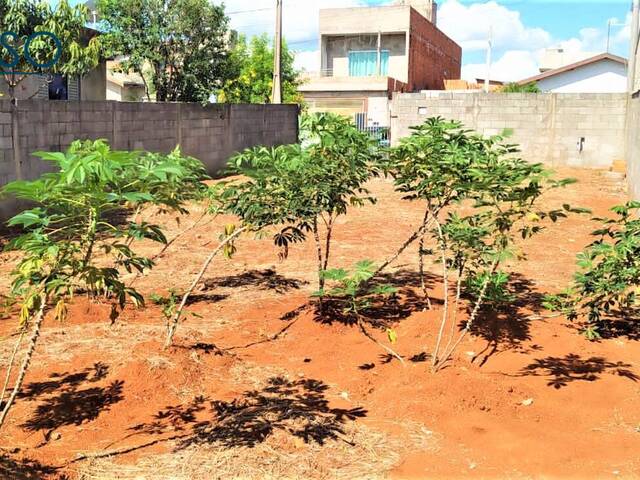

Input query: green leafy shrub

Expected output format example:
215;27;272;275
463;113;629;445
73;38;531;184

225;112;380;289
0;139;207;429
499;82;540;93
165;113;382;346
382;117;578;369
315;260;401;361
315;260;397;316
464;270;515;306
544;201;640;339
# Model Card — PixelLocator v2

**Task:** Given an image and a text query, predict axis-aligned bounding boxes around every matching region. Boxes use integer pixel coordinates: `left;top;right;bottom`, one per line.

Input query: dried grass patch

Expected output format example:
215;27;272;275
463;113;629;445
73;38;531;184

76;367;438;480
78;420;415;480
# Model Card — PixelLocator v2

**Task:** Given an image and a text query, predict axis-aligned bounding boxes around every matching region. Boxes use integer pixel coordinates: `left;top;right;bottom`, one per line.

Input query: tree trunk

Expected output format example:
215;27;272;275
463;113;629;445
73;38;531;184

312;218;324;291
418;234;432;309
442;263;464;361
0;328;26;407
0;295;47;430
436;259;499;370
322;216;333;272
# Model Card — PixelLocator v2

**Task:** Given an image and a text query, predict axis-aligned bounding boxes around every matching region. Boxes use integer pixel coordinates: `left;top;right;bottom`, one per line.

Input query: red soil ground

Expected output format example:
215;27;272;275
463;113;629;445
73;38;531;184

0;168;638;479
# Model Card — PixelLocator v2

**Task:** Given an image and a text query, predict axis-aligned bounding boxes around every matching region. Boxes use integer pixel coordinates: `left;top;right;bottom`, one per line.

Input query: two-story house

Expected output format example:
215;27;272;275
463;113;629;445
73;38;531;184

299;0;461;128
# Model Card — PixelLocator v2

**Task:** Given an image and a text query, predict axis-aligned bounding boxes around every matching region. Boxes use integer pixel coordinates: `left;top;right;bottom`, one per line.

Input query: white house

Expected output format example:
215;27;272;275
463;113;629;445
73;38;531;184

518;53;627;93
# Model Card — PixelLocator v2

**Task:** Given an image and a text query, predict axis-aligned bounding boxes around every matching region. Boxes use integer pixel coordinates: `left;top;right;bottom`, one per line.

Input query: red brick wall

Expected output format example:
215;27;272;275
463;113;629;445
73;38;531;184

408;8;462;91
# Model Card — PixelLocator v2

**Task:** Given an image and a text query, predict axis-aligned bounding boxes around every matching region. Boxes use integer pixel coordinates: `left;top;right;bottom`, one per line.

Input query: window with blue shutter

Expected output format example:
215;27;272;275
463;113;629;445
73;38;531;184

348;50;389;77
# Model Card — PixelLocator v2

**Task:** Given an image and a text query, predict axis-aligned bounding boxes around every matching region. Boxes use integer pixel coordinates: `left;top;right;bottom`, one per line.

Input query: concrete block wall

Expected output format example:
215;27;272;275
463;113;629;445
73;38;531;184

391;92;627;168
0;100;298;218
627;95;640;200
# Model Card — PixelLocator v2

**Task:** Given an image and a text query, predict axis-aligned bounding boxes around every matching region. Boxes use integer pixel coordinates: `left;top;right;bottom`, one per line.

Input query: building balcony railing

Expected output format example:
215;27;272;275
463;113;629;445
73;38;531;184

298;73;407;94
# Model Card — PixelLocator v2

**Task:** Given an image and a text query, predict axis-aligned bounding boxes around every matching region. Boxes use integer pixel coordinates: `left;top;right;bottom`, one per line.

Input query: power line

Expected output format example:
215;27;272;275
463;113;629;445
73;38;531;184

227;7;273;15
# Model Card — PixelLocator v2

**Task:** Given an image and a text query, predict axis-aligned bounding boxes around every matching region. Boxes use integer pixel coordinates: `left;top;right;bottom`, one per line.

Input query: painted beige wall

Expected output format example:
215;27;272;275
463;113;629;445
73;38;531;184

320;6;410;36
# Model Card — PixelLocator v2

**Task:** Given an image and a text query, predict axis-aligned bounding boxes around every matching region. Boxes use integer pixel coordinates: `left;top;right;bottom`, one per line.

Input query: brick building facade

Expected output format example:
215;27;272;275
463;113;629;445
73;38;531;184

299;3;461;128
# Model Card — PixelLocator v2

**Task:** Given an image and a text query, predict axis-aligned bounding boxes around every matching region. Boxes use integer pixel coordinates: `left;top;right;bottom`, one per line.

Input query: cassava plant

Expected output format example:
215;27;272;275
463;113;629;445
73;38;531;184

379;118;501;301
431;160;579;369
314;260;402;363
0;140;207;430
164;113;381;346
232;112;379;291
543;201;640;340
382;117;579;370
228;113;379;292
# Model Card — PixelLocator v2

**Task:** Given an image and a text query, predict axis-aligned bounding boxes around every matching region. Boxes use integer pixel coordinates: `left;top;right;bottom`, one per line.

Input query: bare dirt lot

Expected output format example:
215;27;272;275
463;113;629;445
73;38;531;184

1;168;639;479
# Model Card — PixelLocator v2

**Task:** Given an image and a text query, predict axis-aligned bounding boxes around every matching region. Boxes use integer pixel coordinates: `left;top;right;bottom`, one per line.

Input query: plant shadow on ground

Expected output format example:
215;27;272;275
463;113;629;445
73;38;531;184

183;292;228;306
595;318;640;341
17;362;124;443
517;353;640;389
313;269;437;329
567;308;640;342
464;274;546;367
0;454;63;480
122;376;366;452
203;268;308;295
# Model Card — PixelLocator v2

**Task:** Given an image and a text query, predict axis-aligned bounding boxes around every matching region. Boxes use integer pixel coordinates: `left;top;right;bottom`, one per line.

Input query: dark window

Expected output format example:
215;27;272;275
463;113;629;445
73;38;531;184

48;74;68;100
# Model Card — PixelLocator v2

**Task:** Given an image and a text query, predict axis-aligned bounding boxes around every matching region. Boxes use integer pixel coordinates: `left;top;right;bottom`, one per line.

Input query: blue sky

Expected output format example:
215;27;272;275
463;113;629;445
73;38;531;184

68;0;631;81
221;0;632;81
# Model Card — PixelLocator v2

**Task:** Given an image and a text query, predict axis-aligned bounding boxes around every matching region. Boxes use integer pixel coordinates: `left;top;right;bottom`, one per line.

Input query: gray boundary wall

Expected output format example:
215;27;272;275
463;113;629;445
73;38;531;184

627;94;640;200
0;101;299;218
391;92;627;169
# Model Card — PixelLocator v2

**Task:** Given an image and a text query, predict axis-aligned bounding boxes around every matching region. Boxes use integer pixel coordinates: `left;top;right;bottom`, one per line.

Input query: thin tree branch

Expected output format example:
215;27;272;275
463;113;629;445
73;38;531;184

165;226;247;348
0;327;26;407
357;316;404;365
436;258;500;370
431;215;449;367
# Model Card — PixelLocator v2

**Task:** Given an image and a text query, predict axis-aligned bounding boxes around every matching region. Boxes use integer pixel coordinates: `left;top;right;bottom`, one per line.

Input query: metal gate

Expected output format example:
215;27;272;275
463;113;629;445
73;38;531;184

354;112;390;147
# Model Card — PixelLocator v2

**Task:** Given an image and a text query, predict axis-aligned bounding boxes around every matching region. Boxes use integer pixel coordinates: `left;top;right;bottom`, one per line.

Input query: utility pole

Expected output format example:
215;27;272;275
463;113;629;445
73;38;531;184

484;26;492;93
607;19;626;53
271;0;283;104
629;0;640;93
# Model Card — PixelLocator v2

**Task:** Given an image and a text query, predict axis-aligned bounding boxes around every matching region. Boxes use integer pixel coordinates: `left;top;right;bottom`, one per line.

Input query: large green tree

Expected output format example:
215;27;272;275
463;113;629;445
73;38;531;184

218;34;302;104
98;0;233;103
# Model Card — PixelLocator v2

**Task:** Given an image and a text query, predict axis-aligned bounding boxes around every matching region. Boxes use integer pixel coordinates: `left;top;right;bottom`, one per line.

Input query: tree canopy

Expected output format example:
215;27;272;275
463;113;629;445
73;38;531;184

218;34;302;104
97;0;234;103
500;82;540;93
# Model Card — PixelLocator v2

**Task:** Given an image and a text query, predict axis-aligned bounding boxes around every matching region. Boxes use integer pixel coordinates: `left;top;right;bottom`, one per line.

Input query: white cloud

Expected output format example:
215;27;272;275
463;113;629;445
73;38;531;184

557;13;630;54
461;50;540;82
438;0;551;53
294;49;320;72
437;0;631;82
219;0;632;82
215;0;367;46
